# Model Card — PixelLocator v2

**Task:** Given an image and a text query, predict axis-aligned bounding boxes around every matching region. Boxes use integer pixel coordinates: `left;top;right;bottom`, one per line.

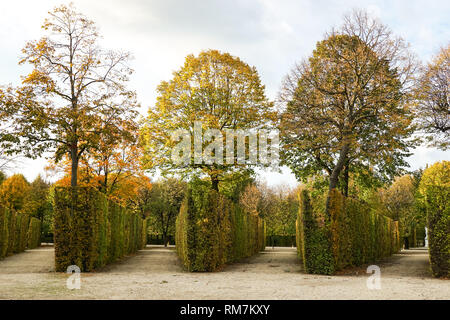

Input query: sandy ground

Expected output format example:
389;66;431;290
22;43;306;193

0;245;448;300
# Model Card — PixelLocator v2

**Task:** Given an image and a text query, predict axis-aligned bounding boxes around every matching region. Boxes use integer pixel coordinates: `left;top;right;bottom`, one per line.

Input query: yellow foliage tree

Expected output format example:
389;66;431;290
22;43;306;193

141;49;276;190
0;174;31;211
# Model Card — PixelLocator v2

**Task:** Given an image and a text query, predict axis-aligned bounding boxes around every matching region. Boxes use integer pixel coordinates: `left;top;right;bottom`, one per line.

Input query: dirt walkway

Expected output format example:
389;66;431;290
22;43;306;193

0;245;448;299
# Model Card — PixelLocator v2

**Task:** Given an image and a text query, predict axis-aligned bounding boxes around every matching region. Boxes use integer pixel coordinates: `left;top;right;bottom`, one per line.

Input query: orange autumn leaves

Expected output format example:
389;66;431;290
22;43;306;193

50;143;151;206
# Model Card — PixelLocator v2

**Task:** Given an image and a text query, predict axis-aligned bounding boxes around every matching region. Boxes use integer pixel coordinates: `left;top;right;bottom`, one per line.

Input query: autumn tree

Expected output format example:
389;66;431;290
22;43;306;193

50;129;145;197
0;171;5;185
280;10;417;210
141;49;276;191
127;181;153;218
84;138;145;196
53;153;151;206
0;174;31;211
260;184;298;247
5;4;138;187
380;174;424;247
22;175;52;222
415;44;449;149
0;87;22;171
239;184;261;216
146;178;186;246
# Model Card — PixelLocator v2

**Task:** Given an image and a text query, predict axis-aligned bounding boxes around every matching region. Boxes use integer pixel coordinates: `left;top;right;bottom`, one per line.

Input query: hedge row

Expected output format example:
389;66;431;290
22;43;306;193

296;189;401;275
54;187;147;272
175;184;265;272
0;204;41;259
419;161;449;278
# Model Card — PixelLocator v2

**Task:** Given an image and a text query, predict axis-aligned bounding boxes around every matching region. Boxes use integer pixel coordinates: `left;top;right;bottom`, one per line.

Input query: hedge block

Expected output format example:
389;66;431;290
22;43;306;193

175;184;265;272
54;187;146;272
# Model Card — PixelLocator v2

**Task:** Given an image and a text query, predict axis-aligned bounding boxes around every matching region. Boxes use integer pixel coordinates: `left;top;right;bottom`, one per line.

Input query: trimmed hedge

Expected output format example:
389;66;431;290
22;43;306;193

175;184;265;272
27;217;41;249
296;189;401;274
296;190;334;274
54;187;147;272
419;161;449;278
0;204;41;259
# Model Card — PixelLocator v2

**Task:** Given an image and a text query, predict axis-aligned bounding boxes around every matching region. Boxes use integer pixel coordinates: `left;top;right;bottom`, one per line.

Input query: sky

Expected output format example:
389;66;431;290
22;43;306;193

0;0;449;186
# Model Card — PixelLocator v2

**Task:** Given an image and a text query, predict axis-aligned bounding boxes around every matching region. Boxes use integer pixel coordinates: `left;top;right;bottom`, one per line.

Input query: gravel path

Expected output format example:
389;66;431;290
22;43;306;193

0;245;448;300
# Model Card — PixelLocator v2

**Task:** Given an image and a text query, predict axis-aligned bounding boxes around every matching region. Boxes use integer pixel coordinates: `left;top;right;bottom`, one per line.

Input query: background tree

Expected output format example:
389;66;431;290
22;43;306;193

0;171;5;186
53;155;152;206
146;178;186;246
22;175;51;221
127;181;153;218
239;184;261;216
380;174;424;247
256;184;299;248
85;135;143;196
280;10;417;210
415;44;449;149
0;174;31;211
141;49;276;191
7;4;138;187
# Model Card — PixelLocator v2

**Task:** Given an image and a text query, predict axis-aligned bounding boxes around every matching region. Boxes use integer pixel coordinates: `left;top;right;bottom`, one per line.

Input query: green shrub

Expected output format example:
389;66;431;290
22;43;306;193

297;189;401;274
54;187;146;272
419;161;449;278
175;183;265;272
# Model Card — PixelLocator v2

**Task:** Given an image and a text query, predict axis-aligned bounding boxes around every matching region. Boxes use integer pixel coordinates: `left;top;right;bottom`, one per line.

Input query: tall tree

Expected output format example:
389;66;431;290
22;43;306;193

280;10;417;211
141;49;276;191
6;4;138;187
415;44;449;150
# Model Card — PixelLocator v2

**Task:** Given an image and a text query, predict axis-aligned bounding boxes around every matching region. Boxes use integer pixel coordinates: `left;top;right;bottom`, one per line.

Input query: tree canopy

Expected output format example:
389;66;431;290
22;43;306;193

2;4;139;187
141;49;276;190
280;10;418;208
415;44;449;150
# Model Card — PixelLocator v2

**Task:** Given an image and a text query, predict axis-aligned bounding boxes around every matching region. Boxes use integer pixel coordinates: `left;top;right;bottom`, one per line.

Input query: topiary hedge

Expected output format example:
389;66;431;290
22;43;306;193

27;217;41;249
296;189;334;274
0;204;42;259
175;183;265;272
419;161;449;278
296;189;401;274
54;187;147;272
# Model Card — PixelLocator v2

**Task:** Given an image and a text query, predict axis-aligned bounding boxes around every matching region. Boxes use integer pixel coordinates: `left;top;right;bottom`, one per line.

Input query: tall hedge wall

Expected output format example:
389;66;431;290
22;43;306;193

54;187;147;272
419;161;449;278
27;217;41;249
296;189;401;274
296;190;334;274
0;204;41;259
175;184;265;272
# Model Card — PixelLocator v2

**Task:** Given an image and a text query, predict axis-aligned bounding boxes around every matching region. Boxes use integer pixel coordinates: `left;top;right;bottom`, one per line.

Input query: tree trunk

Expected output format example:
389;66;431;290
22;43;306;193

211;175;219;191
162;233;168;247
70;144;78;187
328;143;349;192
326;143;350;215
343;159;349;197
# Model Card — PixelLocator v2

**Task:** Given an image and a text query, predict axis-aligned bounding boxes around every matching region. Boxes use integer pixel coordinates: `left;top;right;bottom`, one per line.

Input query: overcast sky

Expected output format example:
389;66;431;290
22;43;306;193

1;0;449;186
